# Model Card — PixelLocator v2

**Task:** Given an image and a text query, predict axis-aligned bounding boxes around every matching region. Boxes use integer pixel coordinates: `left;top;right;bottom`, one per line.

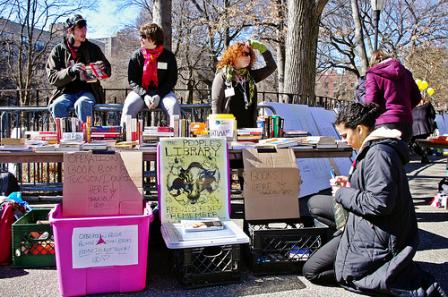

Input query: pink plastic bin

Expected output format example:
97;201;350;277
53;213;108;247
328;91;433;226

49;204;153;296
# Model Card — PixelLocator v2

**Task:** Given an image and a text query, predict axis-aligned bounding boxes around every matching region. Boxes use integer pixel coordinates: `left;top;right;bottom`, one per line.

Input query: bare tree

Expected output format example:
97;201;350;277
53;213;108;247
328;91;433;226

318;0;448;78
153;0;172;50
284;0;329;104
0;0;96;106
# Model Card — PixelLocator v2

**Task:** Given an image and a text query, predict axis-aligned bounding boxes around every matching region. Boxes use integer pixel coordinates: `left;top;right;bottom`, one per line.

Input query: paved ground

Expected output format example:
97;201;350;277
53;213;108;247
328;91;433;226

1;156;447;297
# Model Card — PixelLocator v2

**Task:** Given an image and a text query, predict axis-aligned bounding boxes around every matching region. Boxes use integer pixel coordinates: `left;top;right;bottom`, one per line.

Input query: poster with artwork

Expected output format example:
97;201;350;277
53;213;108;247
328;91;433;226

158;138;229;223
72;225;138;269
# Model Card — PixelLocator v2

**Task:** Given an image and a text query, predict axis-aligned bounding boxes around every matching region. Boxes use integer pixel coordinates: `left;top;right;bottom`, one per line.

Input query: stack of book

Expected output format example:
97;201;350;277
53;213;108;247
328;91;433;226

292;136;337;148
0;138;31;151
256;137;300;149
25;131;58;143
283;130;310;138
142;126;174;143
90;126;122;141
237;128;263;142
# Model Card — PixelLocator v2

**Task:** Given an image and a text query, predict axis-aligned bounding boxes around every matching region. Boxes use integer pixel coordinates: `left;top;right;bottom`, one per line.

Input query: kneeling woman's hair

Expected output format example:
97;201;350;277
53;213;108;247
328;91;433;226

335;103;383;131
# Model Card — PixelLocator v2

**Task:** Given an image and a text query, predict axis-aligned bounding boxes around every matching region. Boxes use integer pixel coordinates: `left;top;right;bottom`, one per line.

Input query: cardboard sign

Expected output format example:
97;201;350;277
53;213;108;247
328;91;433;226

63;151;143;217
243;148;300;220
72;225;138;268
158;138;229;223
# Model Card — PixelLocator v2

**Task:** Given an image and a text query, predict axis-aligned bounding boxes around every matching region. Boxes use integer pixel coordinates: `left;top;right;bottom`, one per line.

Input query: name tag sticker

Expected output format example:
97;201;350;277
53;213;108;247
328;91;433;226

157;62;168;70
225;87;235;98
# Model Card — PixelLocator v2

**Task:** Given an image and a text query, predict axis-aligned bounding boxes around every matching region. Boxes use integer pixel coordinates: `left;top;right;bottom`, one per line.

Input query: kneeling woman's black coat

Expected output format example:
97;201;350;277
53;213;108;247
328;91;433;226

335;131;445;296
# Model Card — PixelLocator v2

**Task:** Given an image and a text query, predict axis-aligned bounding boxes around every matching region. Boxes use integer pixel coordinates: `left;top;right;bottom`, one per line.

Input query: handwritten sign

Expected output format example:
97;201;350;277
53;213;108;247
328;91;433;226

72;225;138;268
63;152;143;217
208;119;235;140
243;148;300;220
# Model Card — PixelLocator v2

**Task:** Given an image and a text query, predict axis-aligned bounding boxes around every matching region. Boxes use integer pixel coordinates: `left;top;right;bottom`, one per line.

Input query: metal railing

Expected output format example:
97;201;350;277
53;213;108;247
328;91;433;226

0;88;350;197
0;87;347;109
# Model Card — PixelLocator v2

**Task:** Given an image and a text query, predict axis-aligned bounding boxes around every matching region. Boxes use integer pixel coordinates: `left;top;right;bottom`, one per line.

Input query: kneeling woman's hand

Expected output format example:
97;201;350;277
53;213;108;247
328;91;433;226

330;175;349;196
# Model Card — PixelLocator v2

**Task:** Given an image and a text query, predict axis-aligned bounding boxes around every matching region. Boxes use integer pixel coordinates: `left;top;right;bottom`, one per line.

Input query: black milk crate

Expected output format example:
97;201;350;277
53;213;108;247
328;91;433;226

173;244;241;288
244;216;331;275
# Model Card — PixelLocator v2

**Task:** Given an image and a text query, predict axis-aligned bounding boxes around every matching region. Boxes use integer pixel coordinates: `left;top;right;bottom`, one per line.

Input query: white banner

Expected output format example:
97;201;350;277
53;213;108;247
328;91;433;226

72;225;138;269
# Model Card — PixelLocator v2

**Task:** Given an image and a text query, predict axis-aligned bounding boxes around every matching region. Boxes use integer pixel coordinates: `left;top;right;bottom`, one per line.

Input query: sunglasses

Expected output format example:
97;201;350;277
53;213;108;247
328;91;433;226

241;51;251;57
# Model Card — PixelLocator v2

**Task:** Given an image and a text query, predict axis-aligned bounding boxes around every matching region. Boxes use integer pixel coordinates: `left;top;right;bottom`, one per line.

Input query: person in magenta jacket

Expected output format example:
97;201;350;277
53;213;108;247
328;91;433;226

364;50;421;142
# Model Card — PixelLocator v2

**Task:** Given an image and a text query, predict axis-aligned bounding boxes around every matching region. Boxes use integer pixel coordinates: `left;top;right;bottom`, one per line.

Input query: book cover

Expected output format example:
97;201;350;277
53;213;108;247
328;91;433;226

80;62;110;82
181;218;224;232
158;138;229;223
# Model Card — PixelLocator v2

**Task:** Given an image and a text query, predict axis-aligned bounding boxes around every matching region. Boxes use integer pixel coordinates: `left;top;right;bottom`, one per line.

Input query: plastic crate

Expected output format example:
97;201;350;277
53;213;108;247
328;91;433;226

244;216;331;274
12;208;55;268
173;244;241;288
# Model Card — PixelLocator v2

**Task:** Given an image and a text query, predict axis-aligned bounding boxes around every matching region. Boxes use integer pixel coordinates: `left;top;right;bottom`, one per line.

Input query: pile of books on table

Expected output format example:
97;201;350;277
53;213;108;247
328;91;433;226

142;126;174;144
237;128;263;142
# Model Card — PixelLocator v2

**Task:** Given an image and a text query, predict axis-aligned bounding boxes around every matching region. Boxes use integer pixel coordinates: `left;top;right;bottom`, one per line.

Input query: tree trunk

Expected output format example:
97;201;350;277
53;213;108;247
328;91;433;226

284;0;328;105
153;0;172;50
275;0;286;102
276;42;285;102
351;0;368;76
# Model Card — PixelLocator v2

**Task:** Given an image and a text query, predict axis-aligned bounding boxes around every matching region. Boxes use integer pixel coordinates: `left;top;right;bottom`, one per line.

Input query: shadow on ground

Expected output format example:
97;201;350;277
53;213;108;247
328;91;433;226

418;229;448;250
0;267;29;279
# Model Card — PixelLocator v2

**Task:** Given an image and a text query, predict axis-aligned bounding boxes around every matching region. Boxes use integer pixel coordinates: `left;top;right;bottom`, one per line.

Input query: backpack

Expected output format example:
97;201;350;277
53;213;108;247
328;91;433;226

0;171;20;196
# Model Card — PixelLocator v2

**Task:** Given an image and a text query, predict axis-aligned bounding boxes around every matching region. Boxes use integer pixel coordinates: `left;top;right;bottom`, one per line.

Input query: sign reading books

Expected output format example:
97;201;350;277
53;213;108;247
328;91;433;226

72;225;138;268
158;138;229;223
63;151;143;217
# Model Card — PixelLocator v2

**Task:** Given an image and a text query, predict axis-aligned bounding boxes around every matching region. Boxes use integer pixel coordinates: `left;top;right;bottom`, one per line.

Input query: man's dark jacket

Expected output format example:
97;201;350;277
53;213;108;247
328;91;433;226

46;38;111;105
127;48;177;99
335;129;446;296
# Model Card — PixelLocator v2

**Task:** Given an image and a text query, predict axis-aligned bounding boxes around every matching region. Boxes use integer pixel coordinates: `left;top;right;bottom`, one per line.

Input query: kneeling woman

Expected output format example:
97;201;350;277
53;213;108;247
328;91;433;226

303;103;446;296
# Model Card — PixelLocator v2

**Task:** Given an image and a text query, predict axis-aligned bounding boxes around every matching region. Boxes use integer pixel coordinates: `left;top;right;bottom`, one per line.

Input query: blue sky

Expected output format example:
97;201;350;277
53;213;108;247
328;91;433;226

80;0;140;38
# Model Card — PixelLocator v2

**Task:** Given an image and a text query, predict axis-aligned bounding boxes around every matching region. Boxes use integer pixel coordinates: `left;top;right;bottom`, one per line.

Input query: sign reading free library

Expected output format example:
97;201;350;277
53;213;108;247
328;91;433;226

158;138;230;223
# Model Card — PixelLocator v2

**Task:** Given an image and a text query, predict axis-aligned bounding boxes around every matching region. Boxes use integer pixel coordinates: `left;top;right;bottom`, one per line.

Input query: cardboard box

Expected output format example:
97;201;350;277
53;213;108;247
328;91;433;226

243;148;300;220
62;151;143;217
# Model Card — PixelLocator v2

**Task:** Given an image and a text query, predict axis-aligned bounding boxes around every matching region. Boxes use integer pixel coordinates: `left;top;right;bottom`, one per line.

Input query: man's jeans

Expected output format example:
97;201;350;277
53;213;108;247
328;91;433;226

49;91;95;123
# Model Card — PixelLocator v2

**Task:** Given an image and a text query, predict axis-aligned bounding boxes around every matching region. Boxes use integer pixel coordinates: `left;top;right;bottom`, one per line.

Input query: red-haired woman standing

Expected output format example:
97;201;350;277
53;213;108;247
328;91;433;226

211;40;276;128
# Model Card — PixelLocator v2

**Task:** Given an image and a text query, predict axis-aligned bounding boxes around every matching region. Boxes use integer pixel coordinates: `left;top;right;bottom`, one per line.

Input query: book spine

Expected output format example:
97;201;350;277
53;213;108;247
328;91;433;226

86;116;92;143
55;118;62;144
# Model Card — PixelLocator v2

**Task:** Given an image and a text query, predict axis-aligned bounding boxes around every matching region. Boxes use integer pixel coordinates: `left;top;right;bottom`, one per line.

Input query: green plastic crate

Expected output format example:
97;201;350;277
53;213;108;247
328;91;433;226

12;208;55;268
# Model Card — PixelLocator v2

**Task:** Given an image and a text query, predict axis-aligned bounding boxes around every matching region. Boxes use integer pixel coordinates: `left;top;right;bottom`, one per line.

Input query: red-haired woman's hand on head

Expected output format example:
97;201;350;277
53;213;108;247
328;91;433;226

249;40;267;54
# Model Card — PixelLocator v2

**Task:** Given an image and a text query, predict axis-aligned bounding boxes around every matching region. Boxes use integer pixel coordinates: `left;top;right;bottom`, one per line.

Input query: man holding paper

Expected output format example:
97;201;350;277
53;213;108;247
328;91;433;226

46;14;111;123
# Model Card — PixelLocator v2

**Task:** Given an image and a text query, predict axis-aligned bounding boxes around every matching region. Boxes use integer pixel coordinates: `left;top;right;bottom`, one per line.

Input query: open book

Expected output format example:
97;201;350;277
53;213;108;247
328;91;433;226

181;218;224;232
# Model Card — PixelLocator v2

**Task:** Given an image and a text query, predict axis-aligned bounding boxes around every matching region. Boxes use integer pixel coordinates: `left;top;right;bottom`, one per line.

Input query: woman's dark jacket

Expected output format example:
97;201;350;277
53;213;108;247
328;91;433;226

211;50;276;128
335;129;446;296
412;102;436;137
46;38;111;105
127;48;177;99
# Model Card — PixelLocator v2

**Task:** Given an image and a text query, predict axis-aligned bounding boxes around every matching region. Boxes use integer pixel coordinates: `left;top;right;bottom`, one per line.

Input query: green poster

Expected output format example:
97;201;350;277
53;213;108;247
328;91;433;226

158;138;229;223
